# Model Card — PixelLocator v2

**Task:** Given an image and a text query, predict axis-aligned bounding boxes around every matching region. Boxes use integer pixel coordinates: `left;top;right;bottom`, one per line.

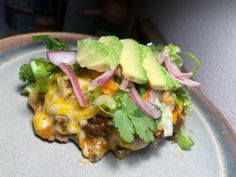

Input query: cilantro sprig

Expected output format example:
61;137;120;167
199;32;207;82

113;92;155;143
32;35;70;50
19;58;57;94
19;35;71;94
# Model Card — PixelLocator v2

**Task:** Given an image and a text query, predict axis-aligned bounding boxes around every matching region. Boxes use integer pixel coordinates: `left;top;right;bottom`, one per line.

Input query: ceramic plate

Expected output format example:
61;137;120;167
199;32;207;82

0;32;235;177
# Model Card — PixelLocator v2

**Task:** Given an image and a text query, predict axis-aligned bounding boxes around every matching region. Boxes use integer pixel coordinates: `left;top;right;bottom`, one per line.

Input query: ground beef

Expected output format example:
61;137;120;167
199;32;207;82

84;116;107;136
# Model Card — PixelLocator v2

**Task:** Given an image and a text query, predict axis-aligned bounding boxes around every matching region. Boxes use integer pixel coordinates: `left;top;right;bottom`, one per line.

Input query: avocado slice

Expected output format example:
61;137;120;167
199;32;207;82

99;36;123;56
77;38;119;72
87;59;111;72
141;45;167;90
120;39;147;84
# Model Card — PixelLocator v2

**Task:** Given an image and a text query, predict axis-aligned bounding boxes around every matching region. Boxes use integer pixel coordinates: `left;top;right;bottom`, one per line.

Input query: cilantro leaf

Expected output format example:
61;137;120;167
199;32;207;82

113;110;135;143
113;92;155;143
19;64;35;82
132;110;155;142
32;35;70;50
119;93;137;113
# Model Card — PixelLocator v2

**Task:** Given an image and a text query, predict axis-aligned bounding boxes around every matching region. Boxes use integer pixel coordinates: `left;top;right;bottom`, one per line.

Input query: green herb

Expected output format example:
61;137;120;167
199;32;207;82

19;58;57;94
114;110;135;142
19;64;35;83
32;35;70;50
167;44;183;67
113;92;155;143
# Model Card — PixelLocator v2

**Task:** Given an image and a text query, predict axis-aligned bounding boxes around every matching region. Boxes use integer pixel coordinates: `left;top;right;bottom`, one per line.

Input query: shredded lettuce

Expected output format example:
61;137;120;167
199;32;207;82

177;127;194;150
95;95;116;110
20;83;35;95
19;58;57;94
156;44;200;77
84;87;102;104
160;66;181;90
182;52;200;77
167;44;183;67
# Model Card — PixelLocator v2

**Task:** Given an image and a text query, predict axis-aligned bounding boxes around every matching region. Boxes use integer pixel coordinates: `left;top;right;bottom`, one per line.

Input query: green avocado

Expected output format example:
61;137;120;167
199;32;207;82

141;45;167;90
77;38;119;72
120;39;147;84
99;36;123;56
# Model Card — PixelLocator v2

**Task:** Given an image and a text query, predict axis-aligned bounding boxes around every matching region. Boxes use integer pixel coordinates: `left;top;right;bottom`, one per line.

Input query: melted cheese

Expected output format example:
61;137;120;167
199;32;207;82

33;73;97;140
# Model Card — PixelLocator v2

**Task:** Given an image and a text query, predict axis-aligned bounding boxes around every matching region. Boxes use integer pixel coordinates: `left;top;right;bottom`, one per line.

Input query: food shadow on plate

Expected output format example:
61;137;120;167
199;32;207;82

102;140;167;169
16;84;27;93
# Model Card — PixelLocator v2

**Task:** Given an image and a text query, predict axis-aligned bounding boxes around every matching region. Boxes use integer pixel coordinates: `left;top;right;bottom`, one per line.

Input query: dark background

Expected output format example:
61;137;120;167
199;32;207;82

0;0;144;39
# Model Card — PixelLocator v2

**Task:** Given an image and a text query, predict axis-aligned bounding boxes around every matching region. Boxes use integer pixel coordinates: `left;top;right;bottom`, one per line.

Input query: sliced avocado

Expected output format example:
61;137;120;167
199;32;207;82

120;39;147;84
88;59;111;72
99;36;123;56
77;38;119;72
141;45;166;90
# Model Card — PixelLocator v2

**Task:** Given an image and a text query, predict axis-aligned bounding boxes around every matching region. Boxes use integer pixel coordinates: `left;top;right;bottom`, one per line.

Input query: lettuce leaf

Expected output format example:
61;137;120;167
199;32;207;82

167;44;183;67
160;66;181;90
177;127;194;150
157;44;200;77
19;58;57;94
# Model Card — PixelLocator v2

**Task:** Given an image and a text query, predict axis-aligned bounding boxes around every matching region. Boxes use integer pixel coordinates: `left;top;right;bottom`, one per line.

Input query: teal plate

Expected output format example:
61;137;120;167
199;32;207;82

0;32;235;177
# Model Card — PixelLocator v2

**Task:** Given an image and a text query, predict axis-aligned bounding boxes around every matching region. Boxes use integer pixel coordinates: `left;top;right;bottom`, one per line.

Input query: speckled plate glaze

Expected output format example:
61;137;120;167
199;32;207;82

0;32;235;177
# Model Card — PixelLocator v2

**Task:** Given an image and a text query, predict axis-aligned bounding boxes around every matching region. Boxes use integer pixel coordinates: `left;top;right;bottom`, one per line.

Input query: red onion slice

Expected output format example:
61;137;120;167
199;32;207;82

47;50;77;65
130;86;161;119
91;70;115;87
165;58;179;77
119;78;129;90
175;72;193;79
157;47;169;64
176;77;201;87
59;63;88;107
165;58;200;87
148;89;160;104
